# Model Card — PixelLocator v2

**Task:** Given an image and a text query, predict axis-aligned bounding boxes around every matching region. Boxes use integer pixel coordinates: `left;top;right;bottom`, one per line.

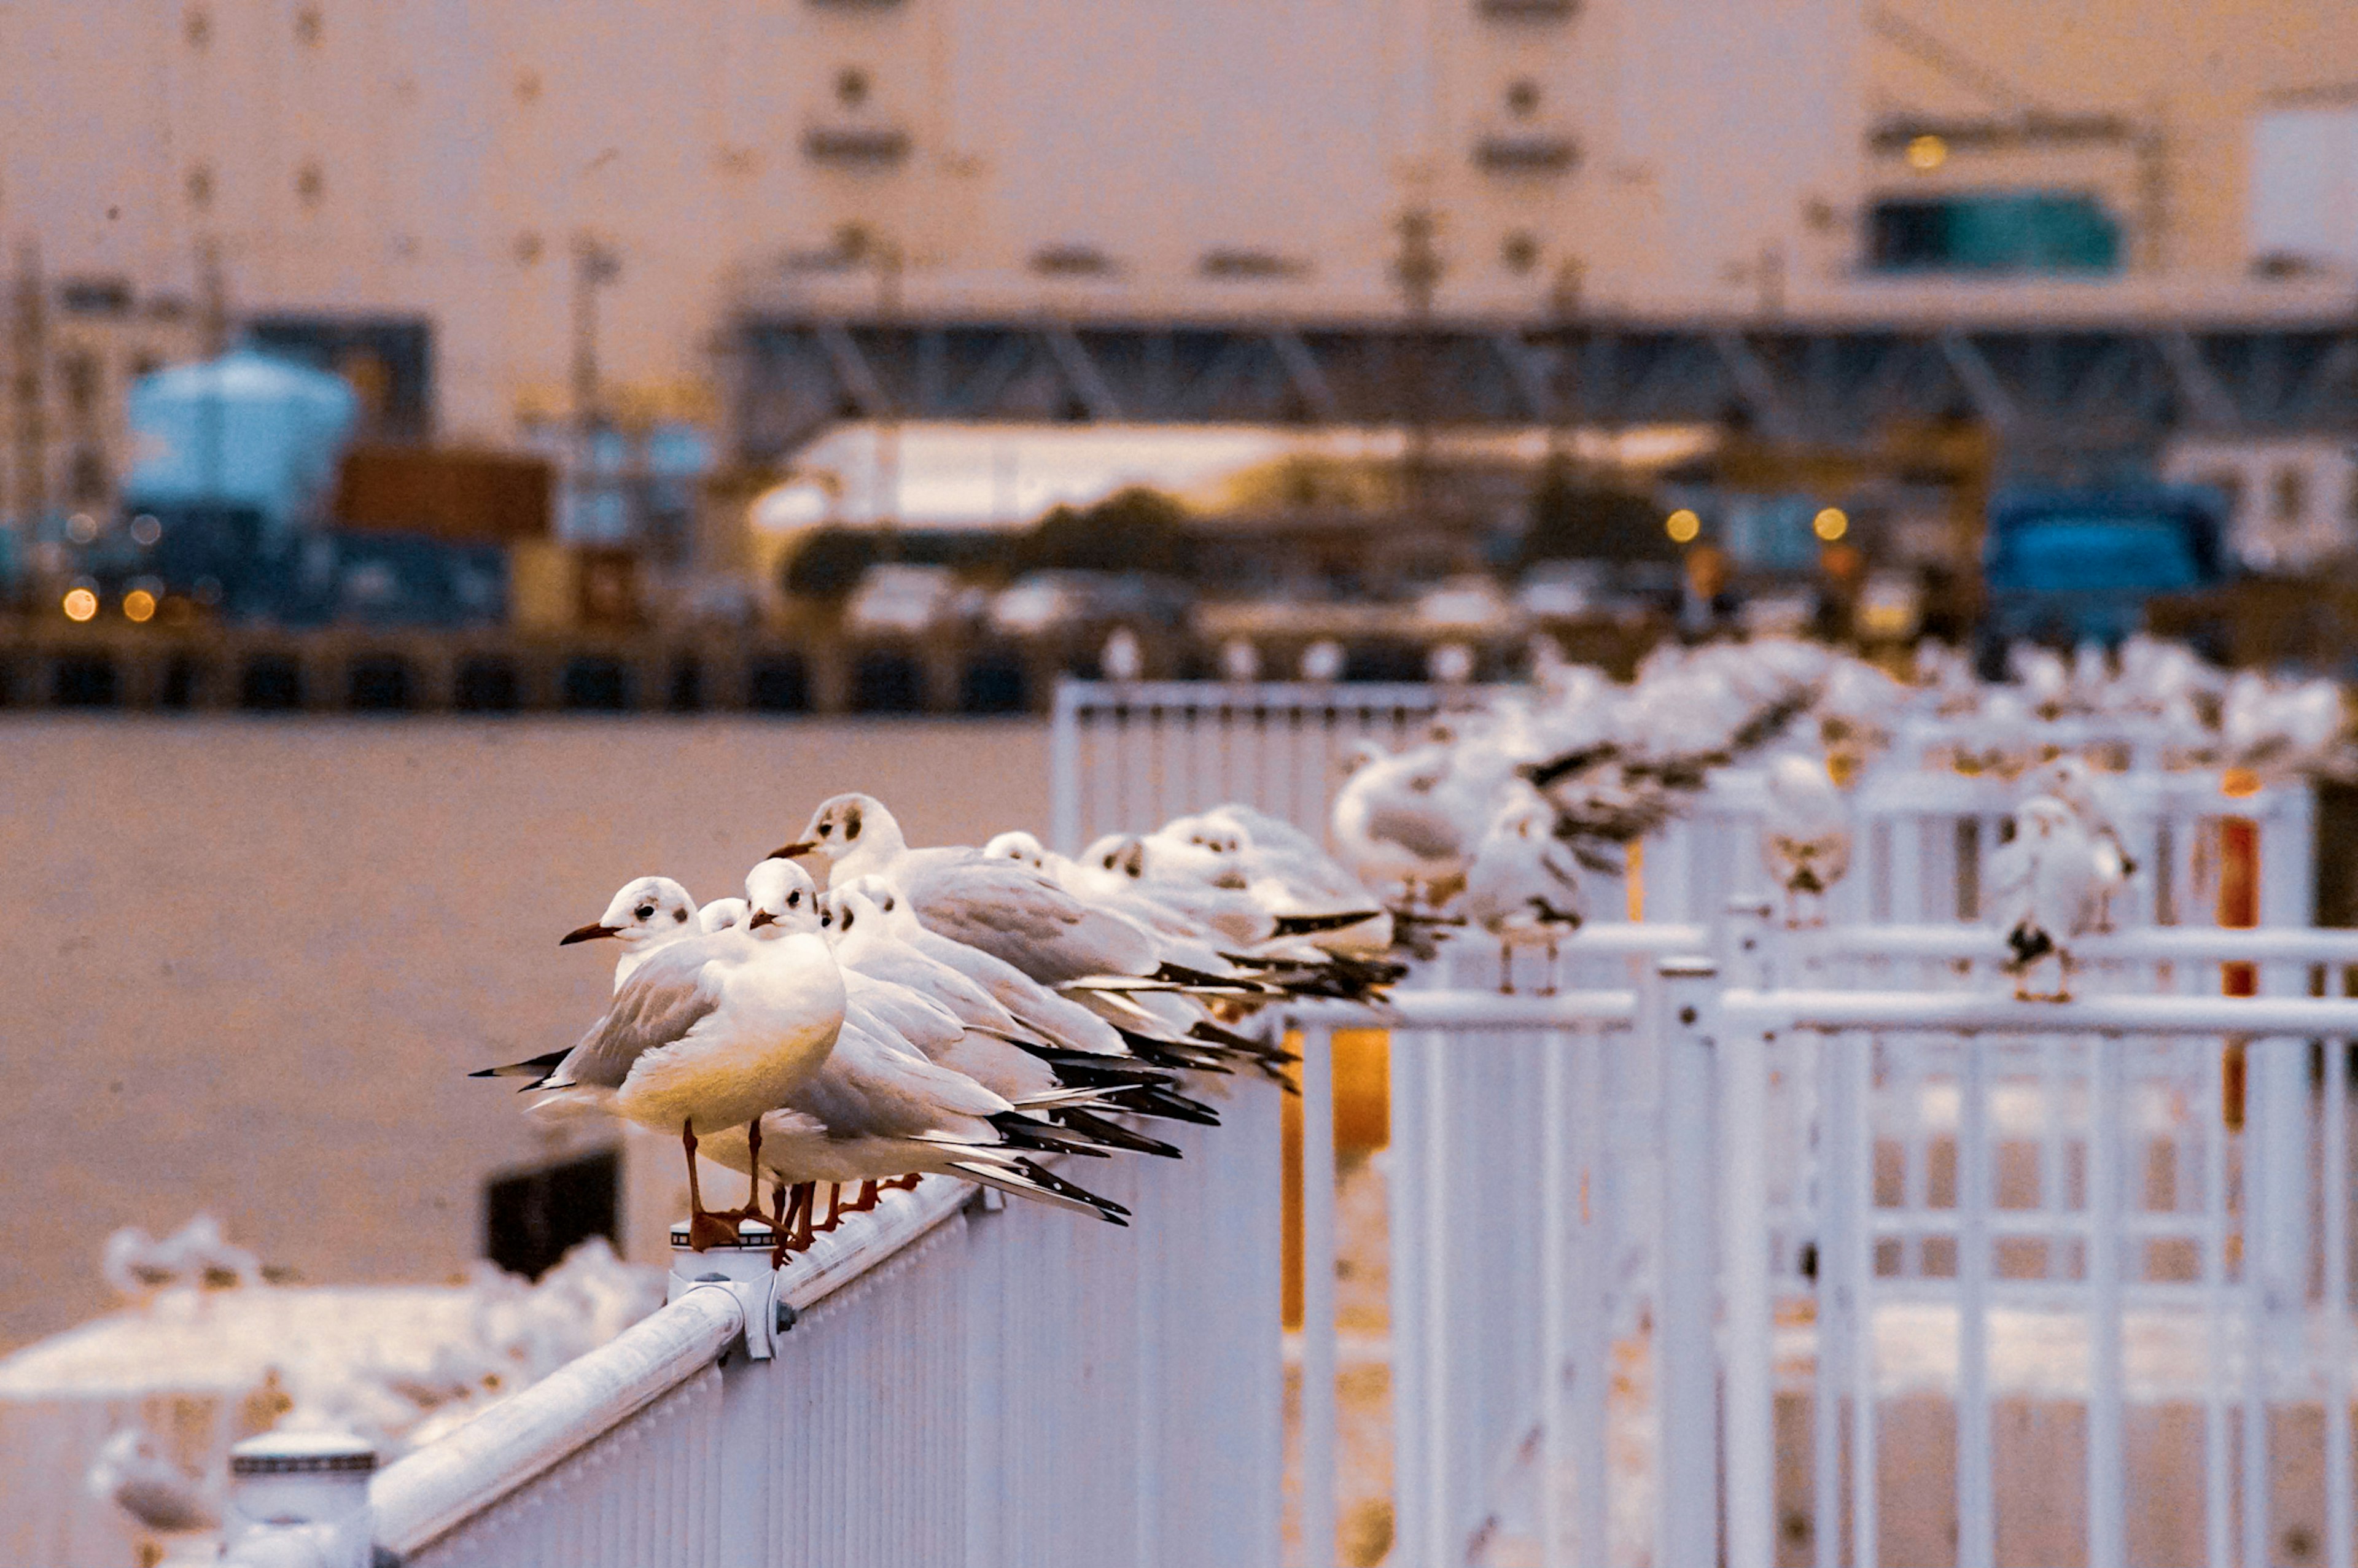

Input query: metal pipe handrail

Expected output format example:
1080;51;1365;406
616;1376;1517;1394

1794;923;2358;965
1719;987;2358;1036
371;1174;973;1558
370;1285;742;1558
1054;678;1507;711
1299;989;1641;1030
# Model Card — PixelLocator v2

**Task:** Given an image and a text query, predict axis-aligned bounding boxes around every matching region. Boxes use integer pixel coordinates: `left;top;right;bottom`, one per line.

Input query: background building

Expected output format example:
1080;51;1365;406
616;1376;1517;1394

6;0;2356;473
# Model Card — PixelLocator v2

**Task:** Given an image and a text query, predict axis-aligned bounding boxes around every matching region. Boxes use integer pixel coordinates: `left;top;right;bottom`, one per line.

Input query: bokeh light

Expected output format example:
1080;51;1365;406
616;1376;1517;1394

1905;134;1947;171
123;589;158;623
1813;507;1849;541
61;587;99;622
1665;508;1701;544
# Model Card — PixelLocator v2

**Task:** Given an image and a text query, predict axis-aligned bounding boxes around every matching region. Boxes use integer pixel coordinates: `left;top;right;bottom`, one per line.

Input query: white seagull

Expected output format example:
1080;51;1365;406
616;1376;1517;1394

690;884;1130;1260
1760;754;1851;928
1462;792;1584;993
481;858;847;1249
1985;795;2099;1001
557;875;702;990
777;794;1163;985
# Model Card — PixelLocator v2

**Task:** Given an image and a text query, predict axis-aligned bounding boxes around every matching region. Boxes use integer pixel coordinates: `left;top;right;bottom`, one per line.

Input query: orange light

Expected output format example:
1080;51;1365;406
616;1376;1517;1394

61;588;98;622
2222;766;2262;799
1906;134;1948;172
1665;508;1701;543
123;589;158;623
1813;506;1849;541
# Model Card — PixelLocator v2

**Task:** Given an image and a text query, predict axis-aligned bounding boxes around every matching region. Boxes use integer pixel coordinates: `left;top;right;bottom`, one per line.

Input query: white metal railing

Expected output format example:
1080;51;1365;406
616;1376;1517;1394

1048;678;2321;939
1048;679;1503;853
1288;917;2358;1568
333;1092;1282;1568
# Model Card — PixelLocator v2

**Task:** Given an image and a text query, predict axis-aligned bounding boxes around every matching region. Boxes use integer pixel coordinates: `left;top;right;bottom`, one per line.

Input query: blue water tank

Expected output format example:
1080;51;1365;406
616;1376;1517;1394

122;347;359;548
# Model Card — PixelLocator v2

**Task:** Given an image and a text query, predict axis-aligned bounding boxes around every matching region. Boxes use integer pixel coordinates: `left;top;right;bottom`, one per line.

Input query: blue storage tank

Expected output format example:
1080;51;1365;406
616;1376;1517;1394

122;347;359;549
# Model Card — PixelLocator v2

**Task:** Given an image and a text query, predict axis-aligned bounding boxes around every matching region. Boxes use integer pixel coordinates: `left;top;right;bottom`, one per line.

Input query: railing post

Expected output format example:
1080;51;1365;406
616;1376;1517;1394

1658;955;1722;1568
219;1433;378;1568
1716;901;1775;1568
1049;677;1083;854
1297;1019;1339;1568
667;1221;777;1567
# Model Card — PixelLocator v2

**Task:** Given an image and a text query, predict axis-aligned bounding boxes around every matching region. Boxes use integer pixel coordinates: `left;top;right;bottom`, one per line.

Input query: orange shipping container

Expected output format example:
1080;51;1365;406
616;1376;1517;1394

335;446;554;541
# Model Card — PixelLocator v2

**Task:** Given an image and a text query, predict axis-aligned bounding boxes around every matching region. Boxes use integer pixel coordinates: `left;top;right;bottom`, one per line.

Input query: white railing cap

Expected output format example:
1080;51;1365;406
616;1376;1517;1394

369;1283;742;1559
1721;986;2358;1037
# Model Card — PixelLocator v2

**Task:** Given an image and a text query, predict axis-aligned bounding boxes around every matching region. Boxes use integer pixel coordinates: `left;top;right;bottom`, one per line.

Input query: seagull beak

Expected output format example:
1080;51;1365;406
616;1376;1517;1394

769;840;819;861
748;908;779;930
560;923;621;947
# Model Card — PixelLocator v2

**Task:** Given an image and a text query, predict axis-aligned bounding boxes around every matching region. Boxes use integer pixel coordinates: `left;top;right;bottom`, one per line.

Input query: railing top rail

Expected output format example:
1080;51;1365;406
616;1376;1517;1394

369;1174;971;1559
1052;677;1510;714
1295;988;1641;1031
1797;923;2358;965
370;1285;741;1559
1720;987;2358;1037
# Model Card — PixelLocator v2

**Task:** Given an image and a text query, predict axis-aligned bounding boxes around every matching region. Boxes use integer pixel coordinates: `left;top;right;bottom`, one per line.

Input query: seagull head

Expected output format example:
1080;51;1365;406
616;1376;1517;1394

1084;833;1148;880
744;858;823;937
773;792;898;869
563;875;696;949
984;830;1048;869
2016;796;2076;842
832;874;919;935
696;896;749;934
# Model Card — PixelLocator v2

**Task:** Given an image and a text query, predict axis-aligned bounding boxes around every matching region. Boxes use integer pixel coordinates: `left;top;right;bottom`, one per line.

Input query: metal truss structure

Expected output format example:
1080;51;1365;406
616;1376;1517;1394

730;315;2358;468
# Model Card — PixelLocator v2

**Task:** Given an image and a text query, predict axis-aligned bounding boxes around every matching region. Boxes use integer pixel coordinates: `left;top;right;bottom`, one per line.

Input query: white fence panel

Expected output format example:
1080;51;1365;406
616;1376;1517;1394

367;1087;1282;1568
1049;679;1500;853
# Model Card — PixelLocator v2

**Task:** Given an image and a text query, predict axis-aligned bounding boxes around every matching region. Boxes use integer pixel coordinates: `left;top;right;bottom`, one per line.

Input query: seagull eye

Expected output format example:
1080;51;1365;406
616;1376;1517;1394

818;823;833;837
787;890;801;907
635;905;655;921
675;909;688;922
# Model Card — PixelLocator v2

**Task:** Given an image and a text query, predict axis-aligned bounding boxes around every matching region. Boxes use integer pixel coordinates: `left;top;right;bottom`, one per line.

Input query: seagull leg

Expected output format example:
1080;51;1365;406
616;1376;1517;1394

815;1183;844;1233
768;1182;793;1270
788;1183;816;1252
683;1121;737;1252
1541;934;1560;998
736;1116;766;1222
849;1180;879;1214
1498;942;1514;996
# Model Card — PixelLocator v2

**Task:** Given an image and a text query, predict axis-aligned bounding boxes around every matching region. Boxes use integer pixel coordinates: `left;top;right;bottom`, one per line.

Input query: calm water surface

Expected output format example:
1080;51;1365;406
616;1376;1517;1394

0;716;1048;1349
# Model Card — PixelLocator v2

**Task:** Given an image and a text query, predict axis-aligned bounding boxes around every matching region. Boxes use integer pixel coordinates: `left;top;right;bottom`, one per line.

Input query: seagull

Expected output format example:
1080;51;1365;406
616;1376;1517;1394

2026;756;2136;929
833;874;1200;1089
689;889;1132;1260
558;875;702;990
1329;740;1475;907
1760;754;1851;929
470;877;710;1094
776;794;1163;985
86;1427;217;1537
1462;792;1584;993
781;799;1292;1076
822;883;1199;1127
478;858;846;1249
1986;795;2099;1001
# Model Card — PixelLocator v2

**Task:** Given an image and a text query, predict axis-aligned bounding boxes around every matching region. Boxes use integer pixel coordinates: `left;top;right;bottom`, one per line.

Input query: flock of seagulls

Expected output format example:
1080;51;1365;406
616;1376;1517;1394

1323;634;2351;998
481;635;2348;1232
478;796;1397;1264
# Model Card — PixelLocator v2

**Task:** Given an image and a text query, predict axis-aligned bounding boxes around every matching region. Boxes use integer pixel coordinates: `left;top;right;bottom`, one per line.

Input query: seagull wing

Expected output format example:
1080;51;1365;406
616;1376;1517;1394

902;853;1160;982
549;936;728;1090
